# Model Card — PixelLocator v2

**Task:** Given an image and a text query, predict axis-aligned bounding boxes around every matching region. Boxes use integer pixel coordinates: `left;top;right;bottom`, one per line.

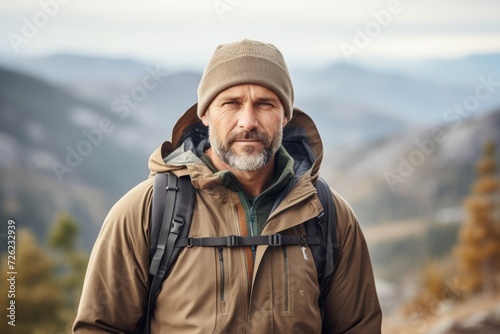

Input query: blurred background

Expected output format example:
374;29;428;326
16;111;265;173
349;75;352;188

1;0;500;333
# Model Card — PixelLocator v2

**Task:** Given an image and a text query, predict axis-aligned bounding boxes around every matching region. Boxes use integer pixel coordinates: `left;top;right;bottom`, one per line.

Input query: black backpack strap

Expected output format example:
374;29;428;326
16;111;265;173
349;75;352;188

315;177;339;281
140;172;195;334
305;177;338;325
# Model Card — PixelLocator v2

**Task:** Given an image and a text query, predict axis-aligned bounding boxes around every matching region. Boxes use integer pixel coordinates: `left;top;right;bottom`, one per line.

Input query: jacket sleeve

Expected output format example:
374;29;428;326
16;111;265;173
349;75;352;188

73;179;153;333
322;190;382;334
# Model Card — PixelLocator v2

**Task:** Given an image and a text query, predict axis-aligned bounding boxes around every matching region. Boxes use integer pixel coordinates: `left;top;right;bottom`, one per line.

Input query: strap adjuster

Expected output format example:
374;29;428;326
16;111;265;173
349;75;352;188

317;211;326;224
226;235;241;247
268;234;282;246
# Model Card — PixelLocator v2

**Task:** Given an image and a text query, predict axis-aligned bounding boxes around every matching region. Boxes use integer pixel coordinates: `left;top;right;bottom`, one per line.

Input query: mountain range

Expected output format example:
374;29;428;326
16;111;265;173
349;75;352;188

0;53;499;256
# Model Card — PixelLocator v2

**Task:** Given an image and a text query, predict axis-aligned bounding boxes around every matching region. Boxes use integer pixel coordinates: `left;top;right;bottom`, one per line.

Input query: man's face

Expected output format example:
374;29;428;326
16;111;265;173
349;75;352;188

202;84;288;172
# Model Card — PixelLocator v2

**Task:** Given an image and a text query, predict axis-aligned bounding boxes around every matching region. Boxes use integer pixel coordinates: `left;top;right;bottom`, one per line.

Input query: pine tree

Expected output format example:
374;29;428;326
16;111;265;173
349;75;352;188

47;212;89;332
455;141;500;294
48;212;79;252
0;230;63;334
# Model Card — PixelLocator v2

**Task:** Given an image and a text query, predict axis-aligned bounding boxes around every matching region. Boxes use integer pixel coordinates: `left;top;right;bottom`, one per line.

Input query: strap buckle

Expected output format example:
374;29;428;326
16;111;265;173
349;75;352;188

268;234;282;246
226;235;241;247
170;216;184;235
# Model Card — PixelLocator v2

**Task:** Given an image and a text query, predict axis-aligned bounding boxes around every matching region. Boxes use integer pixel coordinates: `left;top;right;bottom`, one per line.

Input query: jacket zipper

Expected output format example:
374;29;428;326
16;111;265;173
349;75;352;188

249;206;257;258
282;246;289;311
218;247;225;301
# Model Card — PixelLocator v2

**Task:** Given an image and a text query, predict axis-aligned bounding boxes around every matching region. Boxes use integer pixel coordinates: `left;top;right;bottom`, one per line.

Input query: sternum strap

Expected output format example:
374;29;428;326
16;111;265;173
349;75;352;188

176;234;321;248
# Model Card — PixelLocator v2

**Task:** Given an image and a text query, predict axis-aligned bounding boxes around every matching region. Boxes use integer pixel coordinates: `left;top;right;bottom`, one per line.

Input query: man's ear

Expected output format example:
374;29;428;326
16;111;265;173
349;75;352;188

282;116;288;128
201;111;209;127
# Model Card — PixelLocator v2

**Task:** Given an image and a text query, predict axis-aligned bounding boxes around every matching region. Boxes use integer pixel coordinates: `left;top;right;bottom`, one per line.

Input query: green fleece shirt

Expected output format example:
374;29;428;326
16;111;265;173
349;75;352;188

199;146;295;236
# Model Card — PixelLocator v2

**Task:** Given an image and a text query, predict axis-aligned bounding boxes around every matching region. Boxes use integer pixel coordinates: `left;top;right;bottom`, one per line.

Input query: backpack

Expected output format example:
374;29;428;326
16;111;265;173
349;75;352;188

138;172;339;334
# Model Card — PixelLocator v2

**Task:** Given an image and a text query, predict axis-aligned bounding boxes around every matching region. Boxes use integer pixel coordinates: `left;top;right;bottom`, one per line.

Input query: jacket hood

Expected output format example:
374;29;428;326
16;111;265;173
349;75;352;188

148;103;324;184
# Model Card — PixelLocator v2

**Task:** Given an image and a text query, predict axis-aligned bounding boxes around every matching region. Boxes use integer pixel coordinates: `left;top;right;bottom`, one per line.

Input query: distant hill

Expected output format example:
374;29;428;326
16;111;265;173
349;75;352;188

294;63;473;125
0;54;149;85
357;53;500;89
325;108;500;226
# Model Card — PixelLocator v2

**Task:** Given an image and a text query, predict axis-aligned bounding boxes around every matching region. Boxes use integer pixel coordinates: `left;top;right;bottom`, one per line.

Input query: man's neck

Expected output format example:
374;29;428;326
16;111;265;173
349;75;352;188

205;147;275;198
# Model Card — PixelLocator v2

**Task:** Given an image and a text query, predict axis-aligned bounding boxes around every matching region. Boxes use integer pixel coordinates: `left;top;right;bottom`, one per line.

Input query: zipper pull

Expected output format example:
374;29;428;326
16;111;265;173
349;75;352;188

301;246;308;260
218;247;223;261
249;206;255;225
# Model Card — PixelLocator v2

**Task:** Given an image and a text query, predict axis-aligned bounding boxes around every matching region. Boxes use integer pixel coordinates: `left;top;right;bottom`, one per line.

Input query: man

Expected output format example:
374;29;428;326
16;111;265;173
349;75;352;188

74;39;382;333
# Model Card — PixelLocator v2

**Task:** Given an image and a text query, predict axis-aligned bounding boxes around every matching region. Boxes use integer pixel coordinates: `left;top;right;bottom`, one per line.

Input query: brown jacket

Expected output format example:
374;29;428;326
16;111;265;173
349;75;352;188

73;105;382;333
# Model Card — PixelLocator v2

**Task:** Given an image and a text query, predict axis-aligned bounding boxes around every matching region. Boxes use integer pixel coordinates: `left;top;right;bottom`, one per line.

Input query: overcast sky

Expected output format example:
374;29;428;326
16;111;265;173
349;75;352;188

1;0;500;70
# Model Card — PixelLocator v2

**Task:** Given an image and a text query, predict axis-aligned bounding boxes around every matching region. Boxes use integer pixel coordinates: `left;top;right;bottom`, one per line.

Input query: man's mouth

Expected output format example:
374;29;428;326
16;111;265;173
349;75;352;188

234;139;260;142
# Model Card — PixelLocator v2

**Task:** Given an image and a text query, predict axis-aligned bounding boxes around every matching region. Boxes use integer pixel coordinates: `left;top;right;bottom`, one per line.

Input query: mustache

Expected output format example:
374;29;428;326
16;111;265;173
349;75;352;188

227;130;269;144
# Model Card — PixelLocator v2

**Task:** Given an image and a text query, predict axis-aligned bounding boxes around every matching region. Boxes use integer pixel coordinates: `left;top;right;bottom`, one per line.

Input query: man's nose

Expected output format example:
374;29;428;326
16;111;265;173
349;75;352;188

238;103;259;130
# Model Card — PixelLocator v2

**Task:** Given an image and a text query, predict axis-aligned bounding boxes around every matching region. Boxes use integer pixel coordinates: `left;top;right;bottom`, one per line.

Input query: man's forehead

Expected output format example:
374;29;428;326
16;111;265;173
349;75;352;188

215;84;280;100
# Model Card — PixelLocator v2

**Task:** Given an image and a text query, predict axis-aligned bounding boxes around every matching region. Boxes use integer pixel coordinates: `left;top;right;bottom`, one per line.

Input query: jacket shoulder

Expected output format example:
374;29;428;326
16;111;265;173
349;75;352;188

106;178;154;225
97;178;155;251
330;189;358;224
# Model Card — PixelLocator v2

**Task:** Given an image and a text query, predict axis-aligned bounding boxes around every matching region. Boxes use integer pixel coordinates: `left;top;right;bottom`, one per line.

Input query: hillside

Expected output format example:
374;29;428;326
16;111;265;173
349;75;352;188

325;108;500;226
0;67;150;246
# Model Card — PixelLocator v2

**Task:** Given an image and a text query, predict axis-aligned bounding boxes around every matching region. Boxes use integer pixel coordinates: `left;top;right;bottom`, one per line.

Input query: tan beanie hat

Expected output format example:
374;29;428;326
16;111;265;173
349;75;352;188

197;39;294;120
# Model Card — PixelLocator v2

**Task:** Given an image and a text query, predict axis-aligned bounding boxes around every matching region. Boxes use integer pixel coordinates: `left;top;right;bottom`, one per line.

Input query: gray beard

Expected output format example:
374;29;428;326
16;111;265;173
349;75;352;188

209;128;282;172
